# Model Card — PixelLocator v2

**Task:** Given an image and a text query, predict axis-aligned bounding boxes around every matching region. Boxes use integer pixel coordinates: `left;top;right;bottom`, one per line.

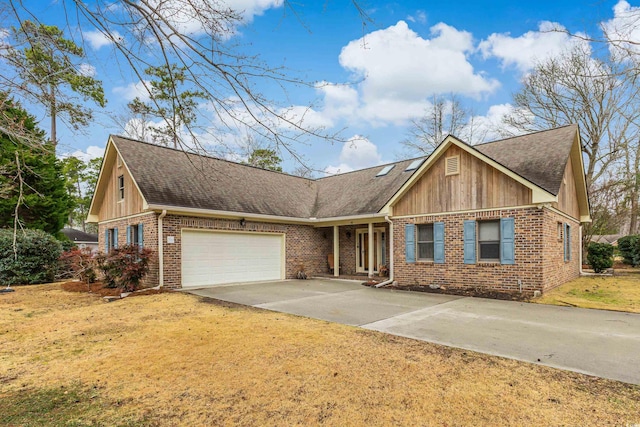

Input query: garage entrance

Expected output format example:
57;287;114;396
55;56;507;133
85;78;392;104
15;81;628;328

181;230;284;288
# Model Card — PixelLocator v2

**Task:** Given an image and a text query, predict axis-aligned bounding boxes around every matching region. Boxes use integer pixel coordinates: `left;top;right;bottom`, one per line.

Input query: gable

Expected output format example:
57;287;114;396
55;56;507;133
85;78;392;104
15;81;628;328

88;140;147;222
393;145;532;216
554;157;580;220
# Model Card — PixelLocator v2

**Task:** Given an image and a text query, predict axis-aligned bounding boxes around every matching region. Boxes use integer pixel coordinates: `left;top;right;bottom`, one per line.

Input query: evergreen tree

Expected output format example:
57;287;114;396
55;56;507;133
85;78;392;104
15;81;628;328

0;94;72;235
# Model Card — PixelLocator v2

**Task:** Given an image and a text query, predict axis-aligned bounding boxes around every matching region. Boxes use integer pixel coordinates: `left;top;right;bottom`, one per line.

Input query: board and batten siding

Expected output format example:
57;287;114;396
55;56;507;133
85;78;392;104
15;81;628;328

393;145;532;216
553;158;580;220
97;153;145;221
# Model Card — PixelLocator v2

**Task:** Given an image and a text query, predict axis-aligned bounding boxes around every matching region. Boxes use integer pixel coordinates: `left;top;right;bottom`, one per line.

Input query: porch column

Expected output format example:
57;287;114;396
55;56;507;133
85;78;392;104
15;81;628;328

333;226;340;277
368;222;374;278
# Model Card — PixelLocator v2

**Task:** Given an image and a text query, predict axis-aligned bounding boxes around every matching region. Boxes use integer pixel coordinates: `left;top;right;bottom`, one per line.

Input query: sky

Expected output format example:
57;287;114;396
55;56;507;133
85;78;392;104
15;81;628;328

3;0;639;176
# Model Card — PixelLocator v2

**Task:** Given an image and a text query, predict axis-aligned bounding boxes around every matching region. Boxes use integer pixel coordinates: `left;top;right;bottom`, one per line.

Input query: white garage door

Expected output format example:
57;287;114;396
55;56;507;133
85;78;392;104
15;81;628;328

181;230;284;288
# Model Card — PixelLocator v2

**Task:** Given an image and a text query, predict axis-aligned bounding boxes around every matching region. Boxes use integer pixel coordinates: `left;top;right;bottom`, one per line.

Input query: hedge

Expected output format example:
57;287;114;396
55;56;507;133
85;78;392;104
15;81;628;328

0;228;62;285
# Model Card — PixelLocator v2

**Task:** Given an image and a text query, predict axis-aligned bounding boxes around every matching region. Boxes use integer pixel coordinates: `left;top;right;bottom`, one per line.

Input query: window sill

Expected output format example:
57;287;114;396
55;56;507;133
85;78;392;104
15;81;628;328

417;259;434;263
477;261;502;266
117;200;124;203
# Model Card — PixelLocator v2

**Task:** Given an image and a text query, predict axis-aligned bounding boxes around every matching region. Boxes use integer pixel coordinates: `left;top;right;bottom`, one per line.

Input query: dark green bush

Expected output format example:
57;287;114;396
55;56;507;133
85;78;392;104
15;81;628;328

0;228;63;285
95;245;153;292
587;243;614;273
617;235;638;265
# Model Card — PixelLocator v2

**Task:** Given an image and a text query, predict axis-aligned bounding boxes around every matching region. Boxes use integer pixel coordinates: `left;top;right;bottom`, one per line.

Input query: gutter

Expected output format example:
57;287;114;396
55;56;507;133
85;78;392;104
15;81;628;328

158;210;167;287
375;215;394;288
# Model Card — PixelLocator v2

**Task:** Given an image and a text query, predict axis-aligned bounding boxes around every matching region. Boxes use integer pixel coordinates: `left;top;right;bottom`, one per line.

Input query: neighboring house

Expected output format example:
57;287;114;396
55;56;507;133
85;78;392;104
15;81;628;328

61;228;99;253
88;125;590;295
590;234;622;246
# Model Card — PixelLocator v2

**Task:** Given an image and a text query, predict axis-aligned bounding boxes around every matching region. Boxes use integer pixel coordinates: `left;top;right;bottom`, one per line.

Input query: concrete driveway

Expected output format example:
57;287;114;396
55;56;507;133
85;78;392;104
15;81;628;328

187;279;640;385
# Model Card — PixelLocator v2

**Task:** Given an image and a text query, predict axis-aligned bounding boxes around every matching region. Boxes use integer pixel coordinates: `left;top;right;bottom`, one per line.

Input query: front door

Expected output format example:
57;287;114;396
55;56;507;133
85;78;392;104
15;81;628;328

356;228;385;273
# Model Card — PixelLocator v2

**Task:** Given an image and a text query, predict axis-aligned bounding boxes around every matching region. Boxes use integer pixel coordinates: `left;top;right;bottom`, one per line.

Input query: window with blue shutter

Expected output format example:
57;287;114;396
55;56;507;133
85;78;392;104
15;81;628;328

138;223;144;248
105;229;110;253
500;218;515;265
113;227;118;248
434;222;445;264
405;224;416;264
126;225;131;244
463;220;476;264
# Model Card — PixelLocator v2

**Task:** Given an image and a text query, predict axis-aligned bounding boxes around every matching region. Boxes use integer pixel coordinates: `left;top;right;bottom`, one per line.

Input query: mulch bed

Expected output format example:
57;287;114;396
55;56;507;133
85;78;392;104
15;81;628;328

386;284;530;301
60;280;171;298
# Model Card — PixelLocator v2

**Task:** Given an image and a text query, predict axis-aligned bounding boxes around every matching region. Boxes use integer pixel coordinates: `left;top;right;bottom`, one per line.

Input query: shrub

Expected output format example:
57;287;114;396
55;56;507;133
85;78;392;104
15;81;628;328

58;248;96;285
587;243;614;273
0;228;62;285
617;235;639;265
96;245;153;292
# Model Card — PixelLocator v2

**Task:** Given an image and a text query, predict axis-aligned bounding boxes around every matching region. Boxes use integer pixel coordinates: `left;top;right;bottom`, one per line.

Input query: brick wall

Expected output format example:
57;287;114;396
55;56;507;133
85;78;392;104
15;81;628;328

97;212;159;287
160;215;331;289
392;207;572;295
541;210;581;292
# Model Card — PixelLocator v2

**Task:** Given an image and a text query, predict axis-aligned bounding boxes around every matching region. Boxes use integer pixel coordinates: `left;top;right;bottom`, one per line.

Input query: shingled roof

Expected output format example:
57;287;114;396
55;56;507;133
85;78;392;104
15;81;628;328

109;125;577;219
473;124;577;196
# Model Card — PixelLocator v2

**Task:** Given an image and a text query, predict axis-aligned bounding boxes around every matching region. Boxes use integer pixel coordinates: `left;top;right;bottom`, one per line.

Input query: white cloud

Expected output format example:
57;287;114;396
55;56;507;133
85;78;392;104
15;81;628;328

465;103;530;143
78;63;97;77
406;10;427;24
325;135;383;175
84;29;123;50
479;21;588;73
603;0;640;59
63;145;105;162
334;21;499;125
112;80;151;102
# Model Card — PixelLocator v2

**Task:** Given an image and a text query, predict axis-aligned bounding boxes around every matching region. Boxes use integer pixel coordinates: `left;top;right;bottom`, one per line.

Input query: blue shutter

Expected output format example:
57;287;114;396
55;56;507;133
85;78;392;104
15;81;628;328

105;229;109;253
138;223;144;248
567;224;571;261
463;220;476;264
434;222;445;264
126;225;131;244
405;224;416;264
500;217;515;265
113;227;118;248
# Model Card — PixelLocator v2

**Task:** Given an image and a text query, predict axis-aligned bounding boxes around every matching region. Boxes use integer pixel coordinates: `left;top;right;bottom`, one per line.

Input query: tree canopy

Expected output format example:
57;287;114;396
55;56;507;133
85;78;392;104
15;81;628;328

0;94;72;235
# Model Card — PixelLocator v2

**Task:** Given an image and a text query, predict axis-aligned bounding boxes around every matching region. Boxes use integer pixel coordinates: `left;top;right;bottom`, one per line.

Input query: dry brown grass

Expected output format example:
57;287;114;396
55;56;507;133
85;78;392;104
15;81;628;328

1;283;639;426
536;271;640;313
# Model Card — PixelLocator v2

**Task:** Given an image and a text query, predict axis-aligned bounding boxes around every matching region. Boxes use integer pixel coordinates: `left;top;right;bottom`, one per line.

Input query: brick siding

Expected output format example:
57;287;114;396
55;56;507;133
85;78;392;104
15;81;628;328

392;207;580;295
97;212;159;287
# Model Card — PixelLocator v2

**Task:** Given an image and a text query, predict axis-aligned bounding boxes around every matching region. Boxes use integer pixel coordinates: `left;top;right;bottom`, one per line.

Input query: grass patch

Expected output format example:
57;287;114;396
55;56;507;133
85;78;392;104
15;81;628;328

1;283;639;426
537;272;640;313
0;384;148;426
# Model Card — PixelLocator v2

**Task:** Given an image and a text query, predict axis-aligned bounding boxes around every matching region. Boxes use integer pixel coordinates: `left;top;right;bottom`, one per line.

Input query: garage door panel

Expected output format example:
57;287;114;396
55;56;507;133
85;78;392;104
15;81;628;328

181;230;283;288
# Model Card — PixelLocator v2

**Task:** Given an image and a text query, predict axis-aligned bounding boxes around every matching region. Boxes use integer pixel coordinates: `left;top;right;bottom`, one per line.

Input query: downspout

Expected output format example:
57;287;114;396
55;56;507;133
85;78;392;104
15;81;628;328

375;216;394;288
158;210;167;287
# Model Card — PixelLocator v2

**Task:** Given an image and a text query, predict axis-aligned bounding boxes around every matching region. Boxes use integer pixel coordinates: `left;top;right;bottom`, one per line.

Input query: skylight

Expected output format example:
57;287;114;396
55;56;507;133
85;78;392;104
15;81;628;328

405;158;426;172
376;165;395;177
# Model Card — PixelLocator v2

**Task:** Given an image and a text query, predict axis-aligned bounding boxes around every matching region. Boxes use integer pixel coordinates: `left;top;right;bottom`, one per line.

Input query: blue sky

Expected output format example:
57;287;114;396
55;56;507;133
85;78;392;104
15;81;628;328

4;0;637;175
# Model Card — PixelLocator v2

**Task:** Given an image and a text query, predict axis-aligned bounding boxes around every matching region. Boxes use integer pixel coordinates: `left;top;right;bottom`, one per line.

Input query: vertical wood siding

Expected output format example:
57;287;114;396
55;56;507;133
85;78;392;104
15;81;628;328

554;158;580;220
393;146;532;216
97;153;145;221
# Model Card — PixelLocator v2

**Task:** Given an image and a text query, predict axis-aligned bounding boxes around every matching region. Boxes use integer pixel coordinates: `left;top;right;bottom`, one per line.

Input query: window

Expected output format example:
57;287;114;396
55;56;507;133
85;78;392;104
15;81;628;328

105;227;118;252
117;175;125;200
127;223;144;247
417;224;434;260
376;165;394;177
478;220;500;261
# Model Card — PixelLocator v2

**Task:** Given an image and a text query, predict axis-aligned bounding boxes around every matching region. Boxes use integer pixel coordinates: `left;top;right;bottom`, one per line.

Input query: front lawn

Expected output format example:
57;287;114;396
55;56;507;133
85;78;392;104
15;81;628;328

536;271;640;313
1;284;639;426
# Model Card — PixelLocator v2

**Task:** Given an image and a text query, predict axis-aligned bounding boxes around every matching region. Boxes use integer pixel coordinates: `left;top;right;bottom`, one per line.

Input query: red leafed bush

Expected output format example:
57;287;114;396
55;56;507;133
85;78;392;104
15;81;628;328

58;247;96;285
95;245;153;292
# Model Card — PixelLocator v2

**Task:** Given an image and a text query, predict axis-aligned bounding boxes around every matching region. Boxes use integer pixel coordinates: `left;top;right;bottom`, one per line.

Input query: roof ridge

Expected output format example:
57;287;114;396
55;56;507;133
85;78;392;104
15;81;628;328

473;124;576;147
110;134;316;182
